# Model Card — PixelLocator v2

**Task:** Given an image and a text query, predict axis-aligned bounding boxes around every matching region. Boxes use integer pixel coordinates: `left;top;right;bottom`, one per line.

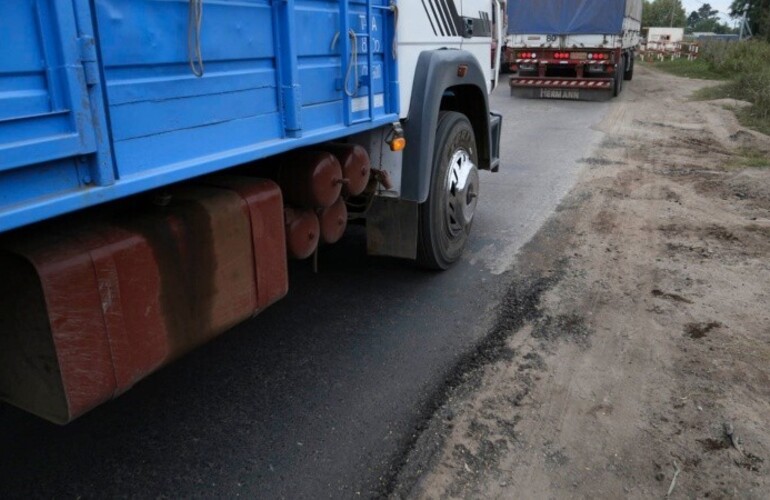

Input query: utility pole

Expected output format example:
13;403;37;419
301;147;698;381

738;6;752;40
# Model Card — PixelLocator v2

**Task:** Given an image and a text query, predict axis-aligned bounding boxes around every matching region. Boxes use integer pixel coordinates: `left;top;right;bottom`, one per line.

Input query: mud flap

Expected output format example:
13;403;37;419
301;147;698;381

489;112;502;172
510;86;614;102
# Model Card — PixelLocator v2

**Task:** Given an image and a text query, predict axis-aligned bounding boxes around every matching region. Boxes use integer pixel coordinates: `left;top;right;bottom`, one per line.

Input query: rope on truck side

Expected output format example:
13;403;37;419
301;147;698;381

331;30;360;97
188;0;205;77
391;1;398;59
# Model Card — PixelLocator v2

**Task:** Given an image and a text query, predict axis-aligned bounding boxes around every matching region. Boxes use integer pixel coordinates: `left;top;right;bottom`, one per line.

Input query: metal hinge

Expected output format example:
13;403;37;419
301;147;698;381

282;84;302;137
78;35;100;86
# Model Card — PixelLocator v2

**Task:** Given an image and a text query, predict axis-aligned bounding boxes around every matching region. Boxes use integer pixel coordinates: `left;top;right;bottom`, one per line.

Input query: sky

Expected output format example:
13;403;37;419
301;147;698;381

681;0;738;24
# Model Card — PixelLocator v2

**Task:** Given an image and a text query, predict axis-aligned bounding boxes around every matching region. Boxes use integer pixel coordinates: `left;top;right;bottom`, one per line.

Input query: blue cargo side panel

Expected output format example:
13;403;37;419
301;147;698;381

508;0;642;35
0;1;98;174
0;0;399;233
95;0;282;178
295;0;390;126
0;0;115;232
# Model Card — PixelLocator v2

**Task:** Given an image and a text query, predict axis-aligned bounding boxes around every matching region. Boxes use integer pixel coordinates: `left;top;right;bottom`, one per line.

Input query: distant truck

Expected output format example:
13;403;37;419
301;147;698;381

507;0;642;100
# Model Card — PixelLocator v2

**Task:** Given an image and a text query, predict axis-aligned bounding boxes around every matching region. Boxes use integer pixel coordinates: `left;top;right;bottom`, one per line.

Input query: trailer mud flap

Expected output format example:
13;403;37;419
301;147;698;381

0;178;287;424
510;77;615;102
511;86;614;102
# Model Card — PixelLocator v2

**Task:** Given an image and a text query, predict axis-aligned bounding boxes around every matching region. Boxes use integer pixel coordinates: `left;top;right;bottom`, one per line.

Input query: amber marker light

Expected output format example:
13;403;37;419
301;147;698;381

390;137;406;152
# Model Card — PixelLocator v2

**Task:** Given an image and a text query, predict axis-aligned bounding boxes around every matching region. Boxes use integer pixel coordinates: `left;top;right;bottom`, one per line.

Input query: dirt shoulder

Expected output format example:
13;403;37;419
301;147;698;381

390;66;770;498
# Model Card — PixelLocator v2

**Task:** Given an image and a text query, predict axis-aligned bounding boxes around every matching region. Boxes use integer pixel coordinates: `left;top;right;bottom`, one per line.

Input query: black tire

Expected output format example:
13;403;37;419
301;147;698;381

416;111;480;270
624;52;634;81
613;57;624;97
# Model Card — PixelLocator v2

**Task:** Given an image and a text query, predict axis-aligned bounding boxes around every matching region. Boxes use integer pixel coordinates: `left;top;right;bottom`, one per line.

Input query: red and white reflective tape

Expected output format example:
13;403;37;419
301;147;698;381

515;59;537;63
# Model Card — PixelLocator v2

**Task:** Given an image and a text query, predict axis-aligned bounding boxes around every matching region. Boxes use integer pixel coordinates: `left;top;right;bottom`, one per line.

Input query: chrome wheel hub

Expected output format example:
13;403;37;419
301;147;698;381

445;149;479;237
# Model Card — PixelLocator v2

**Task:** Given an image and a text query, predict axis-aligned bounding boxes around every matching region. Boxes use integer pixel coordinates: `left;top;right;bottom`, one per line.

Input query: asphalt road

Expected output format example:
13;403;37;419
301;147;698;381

0;84;612;498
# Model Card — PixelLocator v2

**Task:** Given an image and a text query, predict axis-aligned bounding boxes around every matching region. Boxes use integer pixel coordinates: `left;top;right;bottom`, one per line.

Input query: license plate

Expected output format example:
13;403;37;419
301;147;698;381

571;52;587;60
540;88;580;100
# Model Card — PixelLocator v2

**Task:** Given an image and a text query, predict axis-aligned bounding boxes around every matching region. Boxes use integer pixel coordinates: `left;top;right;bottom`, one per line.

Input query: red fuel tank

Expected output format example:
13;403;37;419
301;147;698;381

277;151;343;209
318;197;348;245
324;143;371;197
284;207;320;260
200;175;289;311
0;180;288;424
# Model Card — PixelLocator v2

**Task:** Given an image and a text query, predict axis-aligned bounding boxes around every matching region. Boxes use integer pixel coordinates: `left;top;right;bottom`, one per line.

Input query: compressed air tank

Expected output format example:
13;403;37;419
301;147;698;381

323;143;371;197
318;197;348;245
277;151;343;209
284;207;320;260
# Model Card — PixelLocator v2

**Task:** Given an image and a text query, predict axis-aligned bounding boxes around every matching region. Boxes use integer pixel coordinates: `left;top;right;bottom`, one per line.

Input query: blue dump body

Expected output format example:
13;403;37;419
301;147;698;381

508;0;643;35
0;0;398;233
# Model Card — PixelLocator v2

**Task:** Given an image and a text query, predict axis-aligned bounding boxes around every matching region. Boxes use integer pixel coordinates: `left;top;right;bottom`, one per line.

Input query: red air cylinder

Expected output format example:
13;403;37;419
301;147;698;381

284;207;320;260
277;151;343;209
318;197;348;245
324;143;371;197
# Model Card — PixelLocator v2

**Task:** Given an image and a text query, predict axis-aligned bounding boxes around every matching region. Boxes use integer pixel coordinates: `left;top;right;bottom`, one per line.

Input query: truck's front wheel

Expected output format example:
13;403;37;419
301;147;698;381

417;111;480;270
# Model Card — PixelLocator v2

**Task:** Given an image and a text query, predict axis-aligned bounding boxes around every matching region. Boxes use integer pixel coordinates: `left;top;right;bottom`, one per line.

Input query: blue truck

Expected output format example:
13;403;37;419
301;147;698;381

0;1;503;423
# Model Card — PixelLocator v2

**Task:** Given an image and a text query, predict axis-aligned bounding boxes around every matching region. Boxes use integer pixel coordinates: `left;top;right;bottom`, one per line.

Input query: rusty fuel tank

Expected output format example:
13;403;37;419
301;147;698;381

284;207;320;260
318;197;348;245
0;179;288;424
323;143;371;197
277;151;343;209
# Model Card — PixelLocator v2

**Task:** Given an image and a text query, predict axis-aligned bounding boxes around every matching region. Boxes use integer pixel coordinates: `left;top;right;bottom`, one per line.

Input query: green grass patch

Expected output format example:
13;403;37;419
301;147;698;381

691;82;740;101
735;147;770;168
642;58;729;80
736;109;770;139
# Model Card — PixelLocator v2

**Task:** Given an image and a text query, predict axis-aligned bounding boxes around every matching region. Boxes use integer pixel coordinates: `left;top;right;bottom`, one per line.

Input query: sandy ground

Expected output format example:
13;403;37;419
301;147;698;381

390;66;770;499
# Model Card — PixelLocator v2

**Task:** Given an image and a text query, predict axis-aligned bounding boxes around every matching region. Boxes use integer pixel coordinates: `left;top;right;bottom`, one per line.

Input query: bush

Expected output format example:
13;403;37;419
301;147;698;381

700;40;770;124
699;40;770;76
737;66;770;121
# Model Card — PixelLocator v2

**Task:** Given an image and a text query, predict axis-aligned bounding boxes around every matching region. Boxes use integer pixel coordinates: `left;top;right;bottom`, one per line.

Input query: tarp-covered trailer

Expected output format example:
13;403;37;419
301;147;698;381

507;0;642;100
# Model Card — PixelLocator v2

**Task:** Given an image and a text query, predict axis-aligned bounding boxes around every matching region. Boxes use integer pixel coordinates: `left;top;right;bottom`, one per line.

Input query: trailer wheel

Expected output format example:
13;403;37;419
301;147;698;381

417;111;479;270
623;53;634;81
613;57;624;97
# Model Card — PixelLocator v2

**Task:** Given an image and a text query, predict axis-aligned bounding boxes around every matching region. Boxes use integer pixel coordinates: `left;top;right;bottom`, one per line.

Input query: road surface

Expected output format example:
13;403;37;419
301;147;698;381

0;84;613;498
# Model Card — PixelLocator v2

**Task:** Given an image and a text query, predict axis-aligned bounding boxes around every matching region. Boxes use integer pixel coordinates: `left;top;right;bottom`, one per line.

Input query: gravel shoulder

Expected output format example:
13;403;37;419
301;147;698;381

390;66;770;499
